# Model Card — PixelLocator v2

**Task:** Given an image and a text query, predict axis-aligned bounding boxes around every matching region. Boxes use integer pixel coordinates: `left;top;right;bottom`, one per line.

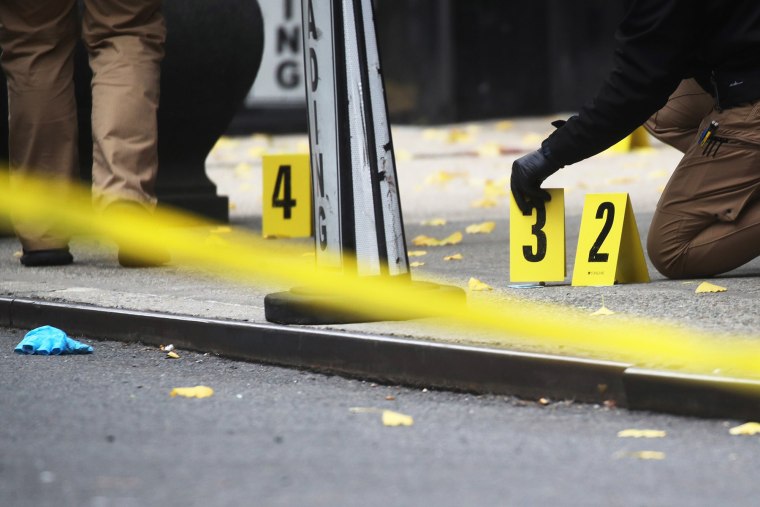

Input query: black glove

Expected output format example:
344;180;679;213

510;148;561;215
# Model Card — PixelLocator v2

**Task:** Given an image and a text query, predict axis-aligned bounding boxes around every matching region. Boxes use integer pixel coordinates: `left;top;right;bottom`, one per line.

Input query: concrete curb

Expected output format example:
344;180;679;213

2;296;759;419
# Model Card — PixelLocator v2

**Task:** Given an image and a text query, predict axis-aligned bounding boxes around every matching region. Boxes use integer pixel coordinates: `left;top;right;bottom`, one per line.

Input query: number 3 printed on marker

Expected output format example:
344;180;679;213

523;203;547;263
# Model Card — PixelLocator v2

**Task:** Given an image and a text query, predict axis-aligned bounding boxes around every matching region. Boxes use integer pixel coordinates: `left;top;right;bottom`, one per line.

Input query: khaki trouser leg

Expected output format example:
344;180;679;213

0;0;79;251
82;0;165;211
647;98;760;278
644;78;714;153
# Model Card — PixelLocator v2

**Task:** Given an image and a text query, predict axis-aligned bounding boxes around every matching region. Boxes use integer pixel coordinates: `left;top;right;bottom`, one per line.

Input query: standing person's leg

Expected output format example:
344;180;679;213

644;78;714;153
647;100;760;278
82;0;168;267
0;0;79;265
81;0;165;211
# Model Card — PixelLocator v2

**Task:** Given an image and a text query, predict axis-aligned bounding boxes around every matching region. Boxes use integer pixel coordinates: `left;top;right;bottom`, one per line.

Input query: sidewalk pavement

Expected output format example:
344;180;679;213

2;116;759;418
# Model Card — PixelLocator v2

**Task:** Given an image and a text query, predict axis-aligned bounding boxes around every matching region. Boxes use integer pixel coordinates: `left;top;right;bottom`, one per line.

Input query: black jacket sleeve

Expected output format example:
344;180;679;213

542;0;701;167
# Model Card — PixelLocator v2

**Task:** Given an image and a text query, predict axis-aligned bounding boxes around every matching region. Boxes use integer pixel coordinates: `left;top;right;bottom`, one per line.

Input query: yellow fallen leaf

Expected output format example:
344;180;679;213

591;306;615;316
382;410;414;427
408;250;427;257
696;282;727;293
247;146;267;158
447;129;473;144
605;176;638;185
729;422;760;436
411;232;462;247
496;120;514;131
483;180;510;199
396;149;413;162
465;221;496;234
628;451;666;460
617;429;666;438
166;351;180;359
234;162;252;177
422;128;446;141
476;143;502;158
170;386;214;399
471;197;499;208
421;218;447;227
439;232;463;245
522;133;544;145
350;407;414;427
647;169;669;179
468;277;493;291
13;251;22;258
250;133;272;143
444;253;463;261
425;170;467;186
212;137;237;150
411;235;436;246
410;262;425;268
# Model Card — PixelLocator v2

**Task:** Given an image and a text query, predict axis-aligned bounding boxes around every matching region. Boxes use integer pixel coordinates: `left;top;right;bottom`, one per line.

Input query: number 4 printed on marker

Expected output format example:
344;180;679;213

262;154;313;238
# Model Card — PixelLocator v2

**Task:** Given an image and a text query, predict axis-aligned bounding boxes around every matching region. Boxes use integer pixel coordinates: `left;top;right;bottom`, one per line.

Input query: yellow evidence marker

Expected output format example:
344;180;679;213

572;193;649;286
262;154;313;238
510;188;566;283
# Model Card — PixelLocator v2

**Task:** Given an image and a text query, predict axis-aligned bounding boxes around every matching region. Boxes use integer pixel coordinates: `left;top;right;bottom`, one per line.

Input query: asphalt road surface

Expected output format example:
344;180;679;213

1;327;758;507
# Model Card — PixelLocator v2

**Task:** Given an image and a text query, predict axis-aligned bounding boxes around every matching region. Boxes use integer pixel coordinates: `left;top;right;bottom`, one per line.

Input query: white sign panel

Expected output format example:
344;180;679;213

247;0;307;107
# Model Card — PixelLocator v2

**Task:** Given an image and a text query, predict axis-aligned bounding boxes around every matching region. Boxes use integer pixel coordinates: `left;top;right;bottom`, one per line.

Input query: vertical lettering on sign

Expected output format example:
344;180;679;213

302;0;340;263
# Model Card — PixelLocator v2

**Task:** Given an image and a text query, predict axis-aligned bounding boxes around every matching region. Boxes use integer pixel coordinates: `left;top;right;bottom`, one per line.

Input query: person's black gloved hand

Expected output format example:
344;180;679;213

510;148;561;215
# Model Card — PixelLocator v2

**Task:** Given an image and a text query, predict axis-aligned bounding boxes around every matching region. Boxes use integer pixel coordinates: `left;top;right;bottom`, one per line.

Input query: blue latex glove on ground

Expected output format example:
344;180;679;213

14;326;93;355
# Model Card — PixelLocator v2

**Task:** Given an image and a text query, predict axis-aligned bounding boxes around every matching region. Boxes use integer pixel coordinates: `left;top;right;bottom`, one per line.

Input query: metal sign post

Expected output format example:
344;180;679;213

264;0;464;325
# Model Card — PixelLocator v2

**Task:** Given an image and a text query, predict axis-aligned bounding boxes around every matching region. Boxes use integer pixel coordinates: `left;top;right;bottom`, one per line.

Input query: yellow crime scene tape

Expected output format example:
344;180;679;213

1;169;759;383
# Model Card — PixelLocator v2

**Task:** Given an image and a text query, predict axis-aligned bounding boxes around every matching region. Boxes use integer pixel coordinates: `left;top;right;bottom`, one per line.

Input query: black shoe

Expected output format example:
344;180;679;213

105;200;171;268
20;248;74;267
118;246;170;268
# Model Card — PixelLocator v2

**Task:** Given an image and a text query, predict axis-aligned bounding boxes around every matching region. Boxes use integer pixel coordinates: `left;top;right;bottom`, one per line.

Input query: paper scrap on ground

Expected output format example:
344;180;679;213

170;386;214;399
623;451;666;460
465;221;496;234
696;282;727;293
483;180;510;199
468;277;493;291
591;306;616;316
617;429;666;438
350;408;414;427
444;254;463;261
729;422;760;436
382;410;414;427
412;232;463;247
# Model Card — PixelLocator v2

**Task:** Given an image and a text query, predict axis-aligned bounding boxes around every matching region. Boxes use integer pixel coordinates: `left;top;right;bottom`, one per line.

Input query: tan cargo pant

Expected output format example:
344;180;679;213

0;0;165;251
645;79;760;278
